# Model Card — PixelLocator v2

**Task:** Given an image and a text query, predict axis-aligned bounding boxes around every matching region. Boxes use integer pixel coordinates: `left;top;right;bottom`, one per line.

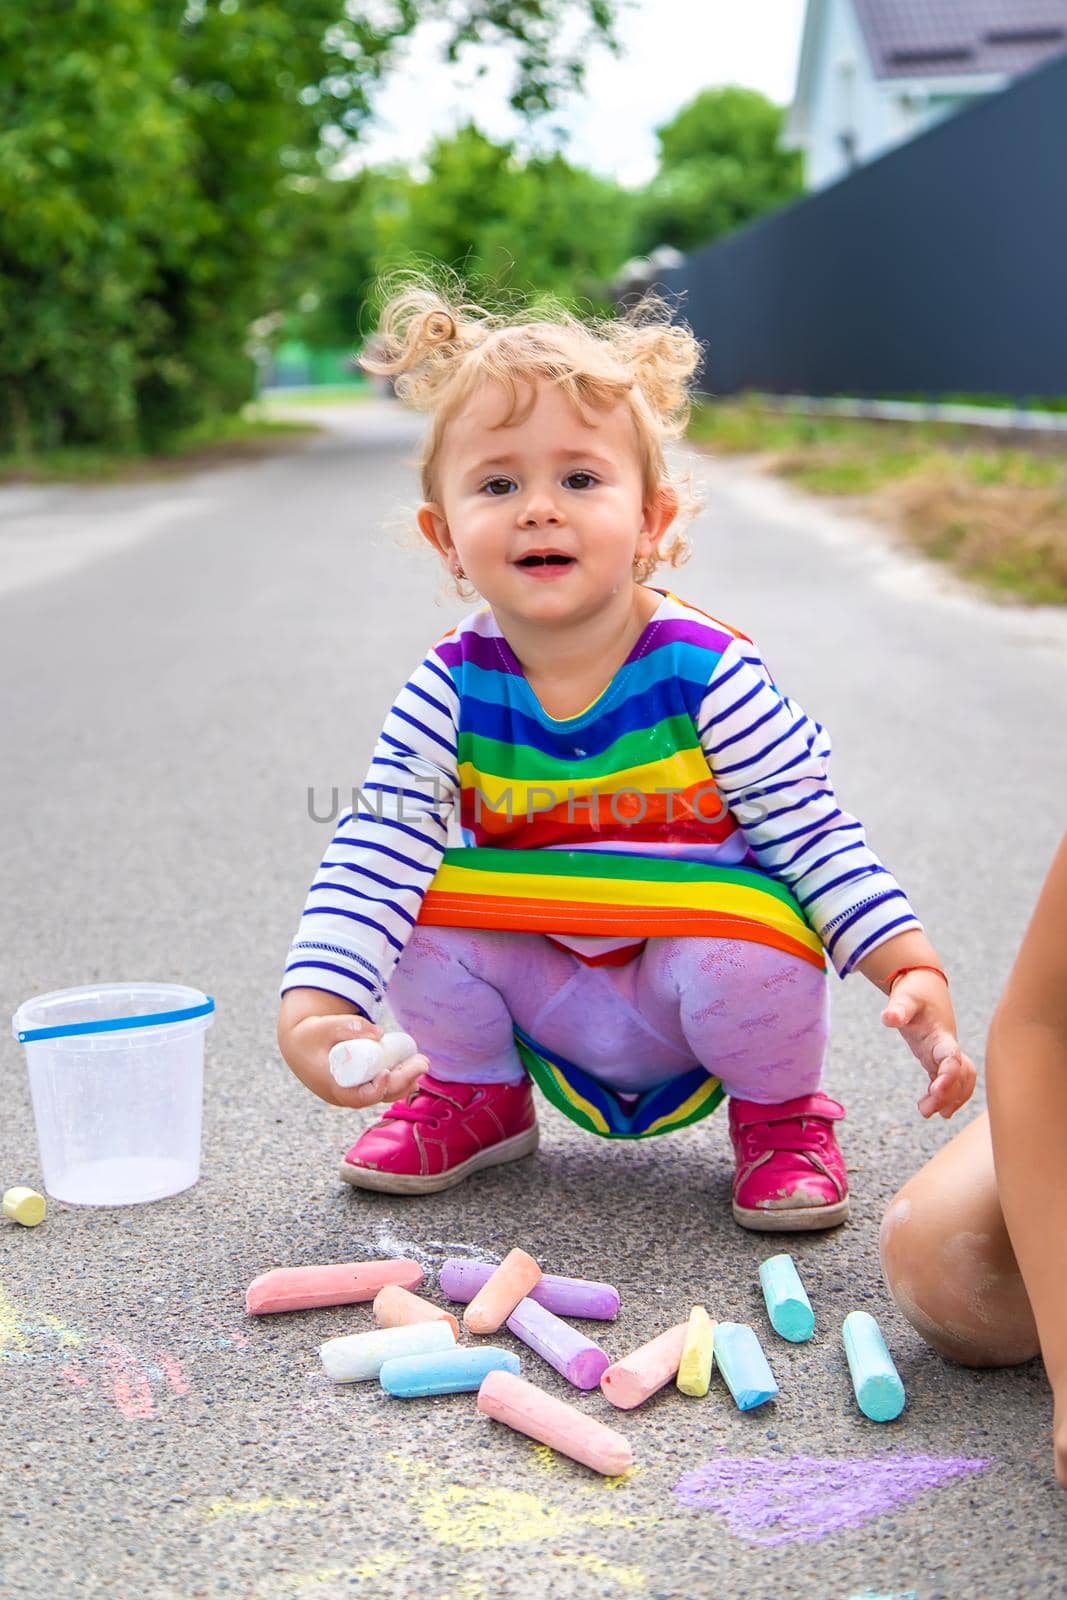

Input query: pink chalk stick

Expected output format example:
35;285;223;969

506;1297;610;1390
373;1284;460;1339
478;1369;633;1477
600;1323;688;1410
464;1248;542;1335
245;1259;423;1315
440;1259;620;1321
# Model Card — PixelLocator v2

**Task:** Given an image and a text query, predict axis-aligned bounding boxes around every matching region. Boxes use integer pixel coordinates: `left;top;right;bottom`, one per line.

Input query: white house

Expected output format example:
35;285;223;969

786;0;1067;190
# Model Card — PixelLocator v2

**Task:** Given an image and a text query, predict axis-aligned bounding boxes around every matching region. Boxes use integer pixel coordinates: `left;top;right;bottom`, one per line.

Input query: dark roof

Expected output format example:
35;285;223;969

852;0;1067;78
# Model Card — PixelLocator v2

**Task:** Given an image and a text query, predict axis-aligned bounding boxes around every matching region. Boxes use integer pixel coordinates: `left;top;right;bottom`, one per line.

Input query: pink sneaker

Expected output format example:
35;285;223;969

339;1073;539;1195
728;1092;849;1231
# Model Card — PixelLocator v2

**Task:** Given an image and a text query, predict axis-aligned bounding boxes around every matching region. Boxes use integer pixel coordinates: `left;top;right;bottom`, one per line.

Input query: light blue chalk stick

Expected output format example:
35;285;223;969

759;1253;815;1343
842;1311;906;1422
379;1345;520;1398
712;1322;779;1411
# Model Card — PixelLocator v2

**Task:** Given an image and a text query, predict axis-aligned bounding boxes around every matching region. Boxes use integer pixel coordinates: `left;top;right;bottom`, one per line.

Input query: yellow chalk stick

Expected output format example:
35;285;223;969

677;1305;716;1397
3;1187;46;1227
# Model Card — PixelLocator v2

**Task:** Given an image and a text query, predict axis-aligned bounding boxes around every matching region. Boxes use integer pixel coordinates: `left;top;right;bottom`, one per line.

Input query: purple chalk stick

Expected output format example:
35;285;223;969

505;1296;611;1390
439;1260;620;1321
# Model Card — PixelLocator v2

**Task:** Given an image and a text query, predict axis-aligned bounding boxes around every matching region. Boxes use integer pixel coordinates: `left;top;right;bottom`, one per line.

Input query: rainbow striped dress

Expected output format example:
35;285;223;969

284;589;920;1139
419;591;817;1141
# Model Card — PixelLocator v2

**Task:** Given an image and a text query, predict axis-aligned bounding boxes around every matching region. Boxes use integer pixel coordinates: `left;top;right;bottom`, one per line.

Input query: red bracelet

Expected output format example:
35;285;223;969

885;964;949;992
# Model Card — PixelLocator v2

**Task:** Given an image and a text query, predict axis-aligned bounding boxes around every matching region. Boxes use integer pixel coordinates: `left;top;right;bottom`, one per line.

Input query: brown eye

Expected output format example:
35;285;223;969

482;478;515;496
565;471;598;490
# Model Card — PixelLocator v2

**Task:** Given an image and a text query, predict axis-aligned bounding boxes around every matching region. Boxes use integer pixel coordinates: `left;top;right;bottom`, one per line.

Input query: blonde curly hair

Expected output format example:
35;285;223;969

361;270;704;598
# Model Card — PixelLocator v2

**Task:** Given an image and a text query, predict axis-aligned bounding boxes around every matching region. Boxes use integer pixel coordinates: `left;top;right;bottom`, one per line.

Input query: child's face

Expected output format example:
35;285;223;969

417;378;675;627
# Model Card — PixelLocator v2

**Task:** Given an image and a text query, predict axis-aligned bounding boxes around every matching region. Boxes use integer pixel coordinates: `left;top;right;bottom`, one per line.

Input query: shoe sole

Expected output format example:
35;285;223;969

732;1196;850;1232
338;1123;540;1195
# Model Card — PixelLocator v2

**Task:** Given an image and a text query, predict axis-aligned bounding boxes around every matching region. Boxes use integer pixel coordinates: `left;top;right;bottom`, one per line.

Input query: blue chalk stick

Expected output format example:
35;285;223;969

712;1322;779;1411
759;1253;815;1343
842;1311;905;1422
379;1345;520;1398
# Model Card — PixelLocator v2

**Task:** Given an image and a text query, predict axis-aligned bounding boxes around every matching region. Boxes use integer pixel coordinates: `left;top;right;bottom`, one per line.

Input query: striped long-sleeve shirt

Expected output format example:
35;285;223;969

282;589;921;1019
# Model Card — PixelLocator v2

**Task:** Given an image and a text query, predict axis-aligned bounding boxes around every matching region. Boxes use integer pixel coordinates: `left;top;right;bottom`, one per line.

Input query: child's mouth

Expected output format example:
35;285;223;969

515;553;576;579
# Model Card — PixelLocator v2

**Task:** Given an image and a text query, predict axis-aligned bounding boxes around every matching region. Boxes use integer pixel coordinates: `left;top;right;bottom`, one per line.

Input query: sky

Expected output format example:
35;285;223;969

350;0;809;188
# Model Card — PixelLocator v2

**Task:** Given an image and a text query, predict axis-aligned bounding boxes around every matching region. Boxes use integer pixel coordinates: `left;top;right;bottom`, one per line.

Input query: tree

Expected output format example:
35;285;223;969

276;169;403;355
383;125;637;304
286;124;638;355
0;1;196;452
482;147;637;304
0;0;624;453
633;87;803;257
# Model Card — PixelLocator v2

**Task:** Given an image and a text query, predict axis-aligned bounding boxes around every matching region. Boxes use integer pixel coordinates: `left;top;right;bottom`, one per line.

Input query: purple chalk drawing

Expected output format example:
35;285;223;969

673;1454;990;1546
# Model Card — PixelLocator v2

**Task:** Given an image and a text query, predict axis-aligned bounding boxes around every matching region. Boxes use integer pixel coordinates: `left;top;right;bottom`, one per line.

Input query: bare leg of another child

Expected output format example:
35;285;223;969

879;1109;1040;1368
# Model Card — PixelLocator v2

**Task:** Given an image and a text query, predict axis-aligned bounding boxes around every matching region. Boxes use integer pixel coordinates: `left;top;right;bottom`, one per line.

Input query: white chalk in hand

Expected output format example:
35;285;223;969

329;1030;419;1089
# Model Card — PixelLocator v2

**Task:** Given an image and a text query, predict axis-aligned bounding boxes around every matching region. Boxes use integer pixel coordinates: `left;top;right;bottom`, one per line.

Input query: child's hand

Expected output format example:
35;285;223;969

285;1012;428;1110
880;972;977;1119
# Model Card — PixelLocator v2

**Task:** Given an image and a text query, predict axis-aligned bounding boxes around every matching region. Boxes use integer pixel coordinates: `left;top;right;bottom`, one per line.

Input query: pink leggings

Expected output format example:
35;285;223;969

388;927;829;1104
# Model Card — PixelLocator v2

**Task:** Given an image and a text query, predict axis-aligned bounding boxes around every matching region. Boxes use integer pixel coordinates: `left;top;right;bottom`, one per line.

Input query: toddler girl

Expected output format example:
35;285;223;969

277;279;976;1230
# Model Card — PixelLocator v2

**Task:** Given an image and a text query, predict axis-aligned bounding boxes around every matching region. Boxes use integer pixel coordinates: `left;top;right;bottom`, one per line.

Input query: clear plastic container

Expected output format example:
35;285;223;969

11;982;214;1206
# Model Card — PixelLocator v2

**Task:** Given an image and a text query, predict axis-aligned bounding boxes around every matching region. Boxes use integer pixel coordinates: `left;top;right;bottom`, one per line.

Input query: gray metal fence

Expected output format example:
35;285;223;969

660;52;1067;400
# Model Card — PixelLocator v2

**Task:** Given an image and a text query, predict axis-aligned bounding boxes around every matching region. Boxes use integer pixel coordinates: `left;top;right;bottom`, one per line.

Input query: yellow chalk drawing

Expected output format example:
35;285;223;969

0;1280;87;1359
569;1501;649;1532
601;1466;641;1490
275;1553;404;1592
440;1579;490;1600
384;1450;650;1593
350;1555;396;1581
278;1567;346;1592
0;1281;29;1353
388;1451;432;1478
555;1552;646;1591
420;1483;649;1553
528;1441;641;1490
422;1485;556;1551
200;1495;322;1522
39;1313;83;1347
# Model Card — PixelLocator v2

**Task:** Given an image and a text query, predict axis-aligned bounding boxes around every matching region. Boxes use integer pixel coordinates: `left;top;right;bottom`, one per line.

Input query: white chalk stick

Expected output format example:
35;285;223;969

320;1319;455;1382
329;1031;419;1089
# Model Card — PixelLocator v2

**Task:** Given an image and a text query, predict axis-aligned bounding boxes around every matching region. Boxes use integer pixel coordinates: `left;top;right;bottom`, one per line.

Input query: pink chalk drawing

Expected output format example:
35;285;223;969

155;1351;190;1397
100;1338;156;1418
673;1454;991;1546
2;1277;230;1417
59;1337;191;1419
199;1315;250;1350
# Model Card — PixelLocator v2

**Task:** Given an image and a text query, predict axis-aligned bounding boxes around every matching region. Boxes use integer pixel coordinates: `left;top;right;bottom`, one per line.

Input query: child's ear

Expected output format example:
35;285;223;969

416;502;452;561
639;484;679;552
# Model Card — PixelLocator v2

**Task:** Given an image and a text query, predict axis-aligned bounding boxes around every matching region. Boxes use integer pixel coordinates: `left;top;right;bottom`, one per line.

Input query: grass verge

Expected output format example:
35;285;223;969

688;397;1067;605
0;410;320;486
258;383;374;408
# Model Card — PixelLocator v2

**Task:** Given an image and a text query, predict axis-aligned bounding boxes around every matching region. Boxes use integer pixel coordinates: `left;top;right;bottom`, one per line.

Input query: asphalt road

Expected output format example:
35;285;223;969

2;402;1067;1600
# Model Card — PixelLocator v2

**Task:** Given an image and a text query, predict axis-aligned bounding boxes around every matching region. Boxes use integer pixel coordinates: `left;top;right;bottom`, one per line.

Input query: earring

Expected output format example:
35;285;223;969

451;561;466;580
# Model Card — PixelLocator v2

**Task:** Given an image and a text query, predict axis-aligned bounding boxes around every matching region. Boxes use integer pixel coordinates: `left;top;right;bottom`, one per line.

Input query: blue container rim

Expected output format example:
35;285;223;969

16;996;215;1044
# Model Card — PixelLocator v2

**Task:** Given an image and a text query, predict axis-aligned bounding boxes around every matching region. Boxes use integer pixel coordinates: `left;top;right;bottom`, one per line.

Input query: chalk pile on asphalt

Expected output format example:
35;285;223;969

244;1247;906;1473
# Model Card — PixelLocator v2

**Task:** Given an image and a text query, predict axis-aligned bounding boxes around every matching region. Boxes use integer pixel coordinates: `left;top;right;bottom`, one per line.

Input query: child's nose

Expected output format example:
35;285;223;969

519;491;564;526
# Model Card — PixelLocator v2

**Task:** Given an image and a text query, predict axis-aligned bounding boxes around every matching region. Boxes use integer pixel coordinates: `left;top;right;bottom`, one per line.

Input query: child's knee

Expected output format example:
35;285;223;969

879;1184;1040;1369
